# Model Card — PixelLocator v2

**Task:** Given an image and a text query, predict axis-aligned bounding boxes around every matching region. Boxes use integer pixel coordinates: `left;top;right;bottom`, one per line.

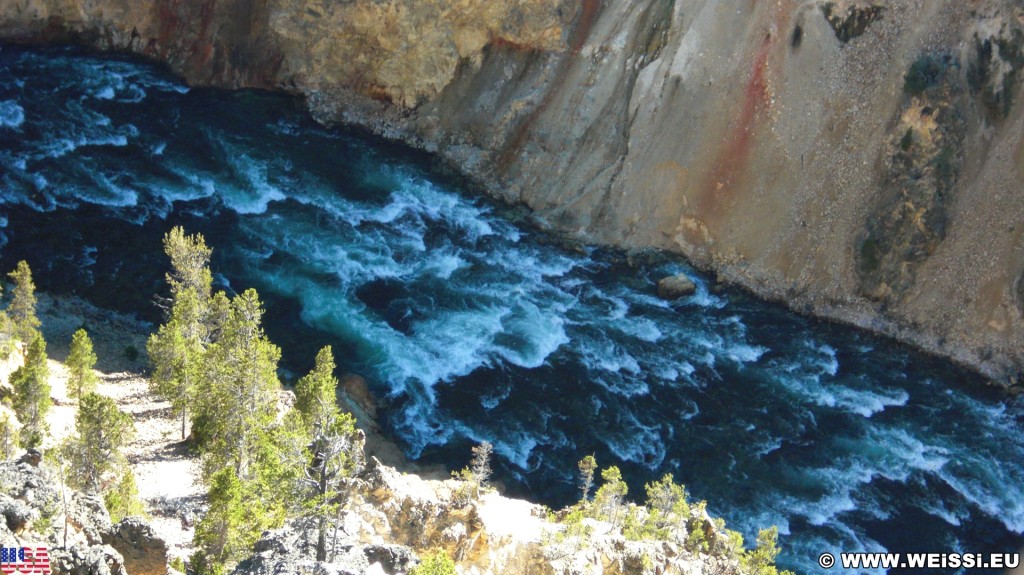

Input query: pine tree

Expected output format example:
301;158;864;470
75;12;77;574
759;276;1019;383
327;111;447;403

147;288;206;439
192;468;245;575
578;455;597;505
148;228;222;439
593;466;628;527
63;392;134;493
105;469;146;522
11;332;50;448
197;289;281;481
0;409;19;460
7;260;40;343
470;441;493;499
293;346;363;561
162;226;213;304
66;329;99;403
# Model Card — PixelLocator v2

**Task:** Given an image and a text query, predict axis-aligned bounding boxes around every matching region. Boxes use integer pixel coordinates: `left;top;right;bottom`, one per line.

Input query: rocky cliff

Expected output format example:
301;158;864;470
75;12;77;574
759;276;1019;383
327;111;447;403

1;0;1022;383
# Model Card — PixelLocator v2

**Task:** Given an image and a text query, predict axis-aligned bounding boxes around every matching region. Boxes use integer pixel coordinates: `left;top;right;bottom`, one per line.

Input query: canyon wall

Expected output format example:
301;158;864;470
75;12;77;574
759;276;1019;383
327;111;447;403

1;0;1022;383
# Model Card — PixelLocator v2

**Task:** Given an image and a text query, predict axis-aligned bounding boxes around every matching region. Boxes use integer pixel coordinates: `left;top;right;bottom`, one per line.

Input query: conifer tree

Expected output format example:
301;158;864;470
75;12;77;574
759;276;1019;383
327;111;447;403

147;227;219;439
593;466;628;527
7;260;40;342
66;329;99;403
469;441;493;499
148;288;206;439
192;467;245;575
162;226;213;304
293;346;363;561
63;392;134;493
0;410;19;460
11;332;49;448
578;455;597;505
198;289;281;481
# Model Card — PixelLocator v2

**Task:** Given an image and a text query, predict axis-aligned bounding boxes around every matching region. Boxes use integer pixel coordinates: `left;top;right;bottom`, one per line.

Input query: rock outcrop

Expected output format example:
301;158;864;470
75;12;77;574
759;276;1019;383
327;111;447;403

232;457;746;575
1;0;1022;382
103;517;170;575
0;460;169;575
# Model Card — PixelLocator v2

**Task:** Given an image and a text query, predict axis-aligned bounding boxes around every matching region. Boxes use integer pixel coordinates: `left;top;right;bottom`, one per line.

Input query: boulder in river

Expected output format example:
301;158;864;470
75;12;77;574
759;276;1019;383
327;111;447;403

657;273;697;299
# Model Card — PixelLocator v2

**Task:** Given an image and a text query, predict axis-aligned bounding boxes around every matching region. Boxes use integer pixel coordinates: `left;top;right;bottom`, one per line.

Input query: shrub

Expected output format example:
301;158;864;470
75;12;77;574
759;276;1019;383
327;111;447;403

410;549;456;575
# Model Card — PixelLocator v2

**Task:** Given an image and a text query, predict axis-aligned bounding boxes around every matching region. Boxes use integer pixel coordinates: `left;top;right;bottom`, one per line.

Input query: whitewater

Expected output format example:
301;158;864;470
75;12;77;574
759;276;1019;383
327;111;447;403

1;46;1023;574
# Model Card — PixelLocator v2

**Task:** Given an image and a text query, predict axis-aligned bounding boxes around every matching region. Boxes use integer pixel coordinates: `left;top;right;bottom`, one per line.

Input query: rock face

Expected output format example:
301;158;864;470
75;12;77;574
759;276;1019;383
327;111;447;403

103;517;170;575
1;0;1023;382
232;457;743;575
0;460;168;575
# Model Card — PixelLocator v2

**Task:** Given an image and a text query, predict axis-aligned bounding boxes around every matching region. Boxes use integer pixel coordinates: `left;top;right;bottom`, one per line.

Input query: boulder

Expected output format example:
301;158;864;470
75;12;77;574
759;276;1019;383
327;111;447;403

18;448;42;467
362;544;417;574
657;274;697;299
0;494;33;532
103;517;169;575
49;544;127;575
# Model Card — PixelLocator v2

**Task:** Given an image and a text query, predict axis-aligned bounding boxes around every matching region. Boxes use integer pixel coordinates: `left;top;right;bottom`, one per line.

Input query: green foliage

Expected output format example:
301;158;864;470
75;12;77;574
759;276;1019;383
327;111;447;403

123;344;140;362
148;227;221;440
0;410;19;460
192;468;246;575
903;54;950;96
578;455;596;504
294;346;338;425
196;289;282;481
290;346;363;560
685;500;710;554
163;226;213;303
64;392;134;493
169;556;186;573
67;329;99;403
899;128;914;151
105;468;147;522
593;466;628;527
410;549;456;575
6;260;40;343
193;466;283;575
148;287;207;440
11;332;50;448
741;526;794;575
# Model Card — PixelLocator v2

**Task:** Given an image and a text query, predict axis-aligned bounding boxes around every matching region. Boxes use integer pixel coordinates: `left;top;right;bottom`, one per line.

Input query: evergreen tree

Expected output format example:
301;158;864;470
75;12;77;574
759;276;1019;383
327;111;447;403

197;289;281;481
593;466;628;527
11;332;50;448
63;392;134;493
7;260;40;343
162;226;213;304
578;455;597;505
147;288;206;439
192;468;245;575
293;346;363;561
192;464;283;575
0;410;19;460
148;227;222;439
66;329;99;403
105;468;146;522
469;441;493;499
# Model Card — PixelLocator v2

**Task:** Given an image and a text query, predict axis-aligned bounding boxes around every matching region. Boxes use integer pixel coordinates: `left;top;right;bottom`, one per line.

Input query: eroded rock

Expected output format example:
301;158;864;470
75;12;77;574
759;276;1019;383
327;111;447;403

103;517;170;575
657;274;697;299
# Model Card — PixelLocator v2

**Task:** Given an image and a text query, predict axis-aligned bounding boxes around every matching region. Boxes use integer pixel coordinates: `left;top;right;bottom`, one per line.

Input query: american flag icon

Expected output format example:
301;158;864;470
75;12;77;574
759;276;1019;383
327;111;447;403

0;547;50;575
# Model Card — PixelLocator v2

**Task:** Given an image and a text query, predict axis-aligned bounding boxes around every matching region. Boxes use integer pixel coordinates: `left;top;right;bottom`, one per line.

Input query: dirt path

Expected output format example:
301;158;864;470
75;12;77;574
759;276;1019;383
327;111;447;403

39;293;202;563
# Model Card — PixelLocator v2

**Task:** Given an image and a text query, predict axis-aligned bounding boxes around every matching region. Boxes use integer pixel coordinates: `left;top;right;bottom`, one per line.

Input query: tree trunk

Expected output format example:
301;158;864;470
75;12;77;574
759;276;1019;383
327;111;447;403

316;516;327;562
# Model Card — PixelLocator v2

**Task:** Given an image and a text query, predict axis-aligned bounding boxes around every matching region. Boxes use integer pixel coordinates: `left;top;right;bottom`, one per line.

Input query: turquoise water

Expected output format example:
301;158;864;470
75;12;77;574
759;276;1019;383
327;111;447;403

1;46;1023;574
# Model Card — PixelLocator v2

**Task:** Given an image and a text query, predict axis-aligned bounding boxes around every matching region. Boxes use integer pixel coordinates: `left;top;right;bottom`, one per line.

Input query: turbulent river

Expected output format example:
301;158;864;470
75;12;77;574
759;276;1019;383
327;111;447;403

2;46;1023;574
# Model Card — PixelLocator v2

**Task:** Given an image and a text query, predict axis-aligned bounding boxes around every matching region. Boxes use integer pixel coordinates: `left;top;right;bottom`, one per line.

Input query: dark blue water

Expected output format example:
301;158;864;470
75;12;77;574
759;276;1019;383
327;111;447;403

2;46;1023;574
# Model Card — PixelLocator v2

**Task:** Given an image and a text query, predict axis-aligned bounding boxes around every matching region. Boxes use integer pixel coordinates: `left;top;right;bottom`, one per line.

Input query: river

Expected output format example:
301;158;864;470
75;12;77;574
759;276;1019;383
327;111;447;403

1;46;1023;574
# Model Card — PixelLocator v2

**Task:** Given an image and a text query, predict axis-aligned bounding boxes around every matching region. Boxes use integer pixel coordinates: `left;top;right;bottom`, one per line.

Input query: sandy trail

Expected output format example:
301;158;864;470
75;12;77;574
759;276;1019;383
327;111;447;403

39;293;202;563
